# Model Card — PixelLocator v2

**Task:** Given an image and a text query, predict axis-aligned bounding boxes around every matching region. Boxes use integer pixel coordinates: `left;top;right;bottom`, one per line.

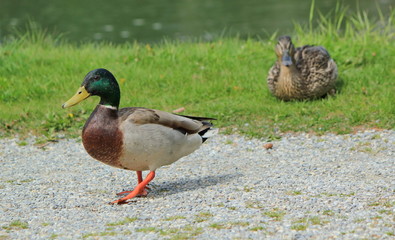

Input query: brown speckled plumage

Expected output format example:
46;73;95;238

267;36;338;101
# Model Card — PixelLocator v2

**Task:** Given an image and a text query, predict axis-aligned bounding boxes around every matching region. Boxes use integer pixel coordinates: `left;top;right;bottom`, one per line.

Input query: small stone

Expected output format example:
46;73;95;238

263;143;273;149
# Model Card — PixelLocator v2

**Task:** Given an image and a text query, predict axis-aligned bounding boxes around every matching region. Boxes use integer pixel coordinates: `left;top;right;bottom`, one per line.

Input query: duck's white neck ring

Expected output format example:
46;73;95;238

100;105;117;110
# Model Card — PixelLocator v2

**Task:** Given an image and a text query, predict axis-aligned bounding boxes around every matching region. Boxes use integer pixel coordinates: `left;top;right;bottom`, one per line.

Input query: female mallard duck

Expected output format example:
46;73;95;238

62;68;217;204
267;36;338;101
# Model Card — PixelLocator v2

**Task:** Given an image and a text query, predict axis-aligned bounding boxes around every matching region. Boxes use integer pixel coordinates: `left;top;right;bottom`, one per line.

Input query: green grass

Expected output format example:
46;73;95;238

162;215;187;221
308;216;328;225
194;212;214;223
134;225;203;239
290;216;327;231
291;224;308;231
2;220;29;230
82;230;132;238
49;233;60;239
135;227;158;233
322;210;335;216
286;190;303;196
160;225;203;239
249;226;265;231
245;200;264;209
209;223;227;230
263;209;286;221
105;217;138;226
0;6;394;139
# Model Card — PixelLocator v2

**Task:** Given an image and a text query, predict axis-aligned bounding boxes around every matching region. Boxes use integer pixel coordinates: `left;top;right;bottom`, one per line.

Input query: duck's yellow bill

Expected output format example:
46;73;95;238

62;86;90;108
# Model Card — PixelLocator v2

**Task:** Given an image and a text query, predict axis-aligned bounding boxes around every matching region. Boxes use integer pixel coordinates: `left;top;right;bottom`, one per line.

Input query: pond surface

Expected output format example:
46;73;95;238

0;0;393;43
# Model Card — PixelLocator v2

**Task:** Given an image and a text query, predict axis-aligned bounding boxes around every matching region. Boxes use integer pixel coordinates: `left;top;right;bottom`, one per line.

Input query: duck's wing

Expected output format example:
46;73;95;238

296;45;338;94
118;107;214;134
267;61;281;94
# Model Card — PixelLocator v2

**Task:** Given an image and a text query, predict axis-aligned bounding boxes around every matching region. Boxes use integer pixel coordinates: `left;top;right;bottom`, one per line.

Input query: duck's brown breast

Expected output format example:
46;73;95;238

82;105;125;169
276;66;305;100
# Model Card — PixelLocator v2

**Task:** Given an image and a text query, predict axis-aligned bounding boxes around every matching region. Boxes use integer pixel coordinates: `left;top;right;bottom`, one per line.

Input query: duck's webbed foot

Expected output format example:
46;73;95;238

111;171;156;204
116;171;150;197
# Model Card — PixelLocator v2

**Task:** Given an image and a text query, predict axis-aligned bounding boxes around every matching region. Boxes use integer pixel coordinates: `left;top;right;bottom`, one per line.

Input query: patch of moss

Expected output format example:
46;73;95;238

377;209;392;215
106;217;138;226
231;221;250;227
243;186;253;192
286;190;303;196
245;200;264;209
225;140;234;145
82;231;118;238
136;227;158;233
249;226;265;231
209;223;227;230
322;210;335;216
17;141;28;146
49;234;60;239
263;209;286;221
194;212;213;223
309;216;327;225
163;215;186;221
159;225;203;239
291;224;308;231
2;220;29;230
383;201;395;208
353;218;365;223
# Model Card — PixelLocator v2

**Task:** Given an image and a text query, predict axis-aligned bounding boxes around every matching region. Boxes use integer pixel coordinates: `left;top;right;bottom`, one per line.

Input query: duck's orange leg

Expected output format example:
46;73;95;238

116;171;149;196
111;171;156;204
137;171;143;183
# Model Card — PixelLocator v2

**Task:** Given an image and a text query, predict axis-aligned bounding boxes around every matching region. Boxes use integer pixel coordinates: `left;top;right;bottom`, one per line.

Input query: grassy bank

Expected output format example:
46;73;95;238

0;7;394;141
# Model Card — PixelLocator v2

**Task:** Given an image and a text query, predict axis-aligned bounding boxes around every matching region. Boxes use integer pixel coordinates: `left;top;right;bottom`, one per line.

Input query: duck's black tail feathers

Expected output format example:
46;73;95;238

198;121;218;143
177;114;218;142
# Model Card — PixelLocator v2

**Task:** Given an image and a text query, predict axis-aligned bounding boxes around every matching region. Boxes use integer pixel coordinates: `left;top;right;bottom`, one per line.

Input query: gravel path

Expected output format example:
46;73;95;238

1;130;394;239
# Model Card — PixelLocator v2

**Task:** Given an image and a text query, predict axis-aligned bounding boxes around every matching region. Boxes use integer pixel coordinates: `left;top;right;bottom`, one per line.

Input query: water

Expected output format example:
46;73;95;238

0;0;393;44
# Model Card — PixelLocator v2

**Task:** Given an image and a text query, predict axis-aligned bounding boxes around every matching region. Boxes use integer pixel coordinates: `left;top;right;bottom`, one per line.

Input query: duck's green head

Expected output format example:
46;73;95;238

62;68;120;109
275;36;295;67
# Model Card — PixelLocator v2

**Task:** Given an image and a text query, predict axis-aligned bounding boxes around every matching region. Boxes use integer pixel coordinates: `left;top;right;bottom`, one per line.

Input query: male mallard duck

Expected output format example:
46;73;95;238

267;36;338;101
62;68;217;204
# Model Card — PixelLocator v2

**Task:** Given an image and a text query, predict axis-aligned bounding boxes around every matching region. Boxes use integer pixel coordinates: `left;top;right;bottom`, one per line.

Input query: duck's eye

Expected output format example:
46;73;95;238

93;75;100;81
